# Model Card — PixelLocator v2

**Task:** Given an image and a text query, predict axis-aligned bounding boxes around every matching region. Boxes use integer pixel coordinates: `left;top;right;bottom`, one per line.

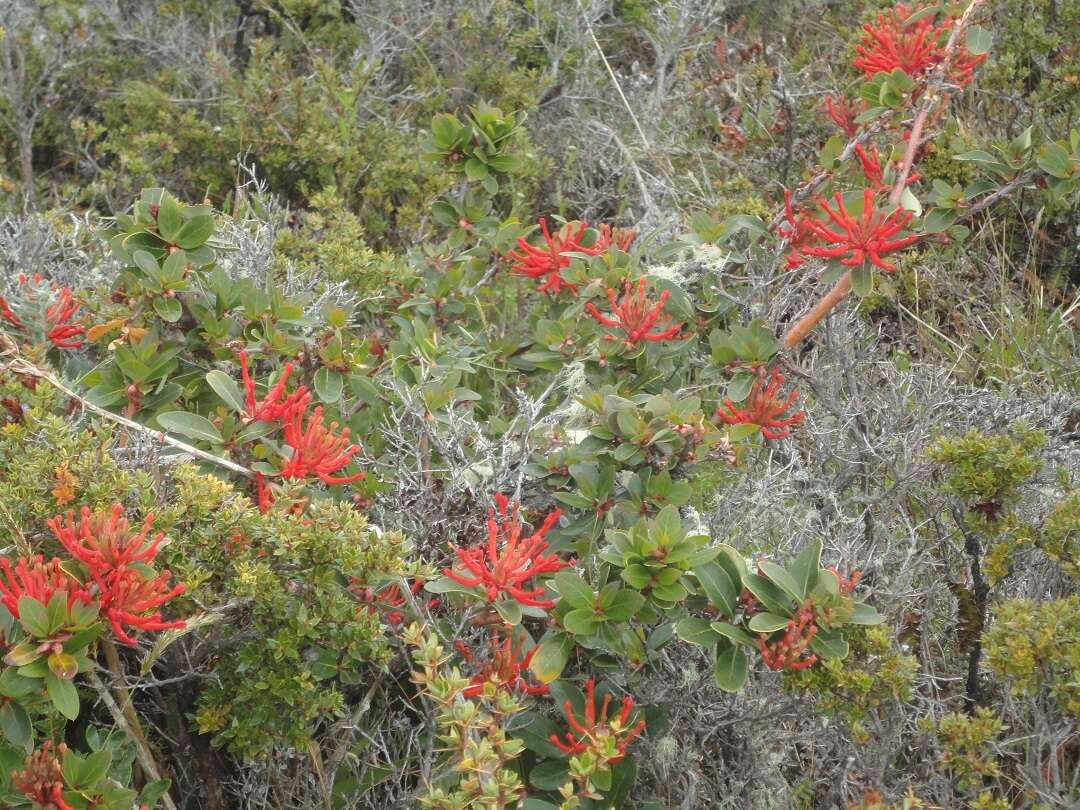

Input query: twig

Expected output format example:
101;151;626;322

577;0;651;149
0;339;255;478
88;668;179;810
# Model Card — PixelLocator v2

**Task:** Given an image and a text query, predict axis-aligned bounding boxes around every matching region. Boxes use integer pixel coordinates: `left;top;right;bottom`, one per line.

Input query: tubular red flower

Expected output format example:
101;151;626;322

238;352;311;423
12;742;73;810
507;218;610;295
0;295;26;330
594;223;638;252
828;567;863;595
715;367;806;440
548;679;646;762
801;187;919;272
585;278;686;346
0;556;93;619
456;632;549;697
44;288;84;349
280;404;365;485
778;190;821;269
854;144;921;192
445;493;568;609
854;4;986;86
758;602;819;671
822;95;863;138
48;504;185;645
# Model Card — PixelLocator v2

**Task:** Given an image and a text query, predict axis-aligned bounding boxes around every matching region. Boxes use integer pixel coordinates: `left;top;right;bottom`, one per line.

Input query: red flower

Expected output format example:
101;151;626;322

44;288;84;349
352;578;434;626
549;679;646;763
445;493;568;609
595;223;638;253
758;602;818;671
854;4;986;86
239;351;311;423
0;556;93;620
280;405;365;486
822;95;863;137
800;187;919;272
828;566;863;595
778;190;821;269
0;281;84;350
715;367;806;440
507;218;609;295
12;742;72;810
255;473;273;514
455;632;549;697
0;295;26;330
585;278;686;346
48;504;185;645
854;144;921;192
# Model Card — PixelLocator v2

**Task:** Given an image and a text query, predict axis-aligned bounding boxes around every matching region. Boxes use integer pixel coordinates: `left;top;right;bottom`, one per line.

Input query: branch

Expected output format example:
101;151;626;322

0;337;255;479
88;669;179;810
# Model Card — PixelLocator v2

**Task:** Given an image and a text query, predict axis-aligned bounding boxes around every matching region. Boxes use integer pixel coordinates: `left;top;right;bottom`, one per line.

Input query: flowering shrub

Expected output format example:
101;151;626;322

0;0;1076;806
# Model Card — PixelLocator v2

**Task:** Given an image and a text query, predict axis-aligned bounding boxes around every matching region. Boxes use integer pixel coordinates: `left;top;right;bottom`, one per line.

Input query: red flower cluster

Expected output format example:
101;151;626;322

48;504;185;645
44;288;84;349
822;95;863;138
828;567;863;595
783;187;918;272
0;556;93;620
12;742;71;810
455;633;548;698
586;278;686;347
549;679;646;762
508;218;635;295
239;351;311;423
280;405;365;486
0;275;84;350
715;367;806;440
758;602;819;671
445;493;568;609
854;4;986;86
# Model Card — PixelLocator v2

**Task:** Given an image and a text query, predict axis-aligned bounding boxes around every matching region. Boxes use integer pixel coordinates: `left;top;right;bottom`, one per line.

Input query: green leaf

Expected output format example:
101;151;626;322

603;589;644;621
1037;142;1075;179
714;545;745;592
529;633;574;684
156;411;223;444
529;759;570;790
493;599;522;626
747;612;790;633
45;672;80;720
552;571;593;610
206;369;246;413
742;574;794;615
810;630;849;660
713;644;748;692
694;562;737;618
153;296;183;323
430;113;461;147
709;621;757;647
464;158;489;181
175;215;215;249
562;608;600;636
47;652;79;681
156;195;184;242
0;702;31;749
77;749;112;788
757;561;804;604
676;616;721;647
849;602;885;625
850;265;874;297
17;596;49;638
965;24;991;55
789;539;822;599
314;368;343;404
132;249;160;276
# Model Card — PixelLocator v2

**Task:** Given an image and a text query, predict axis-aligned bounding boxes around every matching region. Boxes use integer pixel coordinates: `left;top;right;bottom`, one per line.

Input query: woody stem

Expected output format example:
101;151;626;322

781;273;851;349
90;651;178;810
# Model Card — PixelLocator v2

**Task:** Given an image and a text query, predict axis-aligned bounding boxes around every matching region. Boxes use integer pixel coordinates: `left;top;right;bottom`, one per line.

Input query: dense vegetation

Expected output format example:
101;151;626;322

0;0;1077;808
